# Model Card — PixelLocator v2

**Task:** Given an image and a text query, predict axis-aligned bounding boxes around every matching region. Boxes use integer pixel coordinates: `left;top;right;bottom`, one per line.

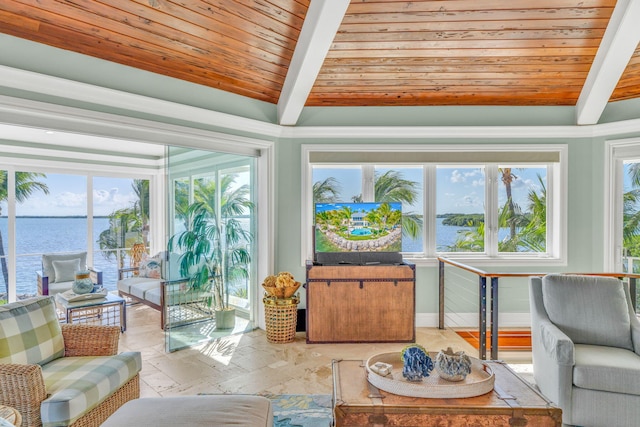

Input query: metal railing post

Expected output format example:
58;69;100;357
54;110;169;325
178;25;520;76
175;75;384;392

439;260;445;329
490;277;499;360
478;276;487;360
631;277;637;313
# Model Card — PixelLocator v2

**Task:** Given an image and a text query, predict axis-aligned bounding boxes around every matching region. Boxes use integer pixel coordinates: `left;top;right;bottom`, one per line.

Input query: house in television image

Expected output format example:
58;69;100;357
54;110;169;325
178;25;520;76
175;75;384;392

314;202;402;252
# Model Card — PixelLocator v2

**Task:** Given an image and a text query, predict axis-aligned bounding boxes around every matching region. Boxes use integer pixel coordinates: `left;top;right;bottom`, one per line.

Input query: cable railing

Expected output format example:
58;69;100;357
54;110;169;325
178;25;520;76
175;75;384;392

438;257;640;361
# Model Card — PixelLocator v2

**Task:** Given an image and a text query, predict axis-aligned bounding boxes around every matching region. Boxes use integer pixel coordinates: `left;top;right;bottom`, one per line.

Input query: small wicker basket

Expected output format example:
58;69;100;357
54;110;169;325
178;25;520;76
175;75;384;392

263;296;299;344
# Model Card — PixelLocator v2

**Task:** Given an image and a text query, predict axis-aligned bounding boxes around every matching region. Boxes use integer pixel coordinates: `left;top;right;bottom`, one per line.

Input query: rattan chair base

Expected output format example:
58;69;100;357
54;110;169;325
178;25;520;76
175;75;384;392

70;374;140;427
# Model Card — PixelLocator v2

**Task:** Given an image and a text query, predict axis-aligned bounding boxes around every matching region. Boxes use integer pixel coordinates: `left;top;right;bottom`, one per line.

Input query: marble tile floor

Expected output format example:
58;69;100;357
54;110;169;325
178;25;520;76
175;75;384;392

118;303;534;398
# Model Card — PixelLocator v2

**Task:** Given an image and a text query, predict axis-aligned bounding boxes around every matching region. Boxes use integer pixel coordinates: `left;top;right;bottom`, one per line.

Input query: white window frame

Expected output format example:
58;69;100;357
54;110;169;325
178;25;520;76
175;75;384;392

604;137;640;271
0;158;160;302
302;144;568;267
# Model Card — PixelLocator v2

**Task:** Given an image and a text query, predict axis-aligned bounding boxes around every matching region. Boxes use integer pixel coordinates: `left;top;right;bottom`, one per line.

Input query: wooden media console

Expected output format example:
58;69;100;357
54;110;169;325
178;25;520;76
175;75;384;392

305;261;415;343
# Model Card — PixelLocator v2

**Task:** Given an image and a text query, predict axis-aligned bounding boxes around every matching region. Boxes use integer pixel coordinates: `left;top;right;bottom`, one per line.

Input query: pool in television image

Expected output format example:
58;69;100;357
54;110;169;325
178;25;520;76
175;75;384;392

314;202;402;253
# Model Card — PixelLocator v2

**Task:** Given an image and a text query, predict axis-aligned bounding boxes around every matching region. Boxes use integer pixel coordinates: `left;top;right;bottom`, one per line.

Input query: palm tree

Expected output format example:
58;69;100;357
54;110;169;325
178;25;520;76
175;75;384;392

500;167;518;240
0;171;49;286
518;175;547;252
170;174;254;310
132;179;150;246
374;171;423;240
98;179;150;267
313;177;341;202
450;173;546;253
97;208;141;268
448;222;486;252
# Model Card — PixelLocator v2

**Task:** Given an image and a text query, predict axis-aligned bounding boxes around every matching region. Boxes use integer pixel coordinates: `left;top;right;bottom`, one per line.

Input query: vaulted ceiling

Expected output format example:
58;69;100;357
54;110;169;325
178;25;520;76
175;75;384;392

0;0;639;126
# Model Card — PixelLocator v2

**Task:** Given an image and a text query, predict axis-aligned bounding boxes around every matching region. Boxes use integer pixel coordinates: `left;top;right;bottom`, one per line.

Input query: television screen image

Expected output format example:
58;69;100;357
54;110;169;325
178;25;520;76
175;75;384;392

314;202;402;253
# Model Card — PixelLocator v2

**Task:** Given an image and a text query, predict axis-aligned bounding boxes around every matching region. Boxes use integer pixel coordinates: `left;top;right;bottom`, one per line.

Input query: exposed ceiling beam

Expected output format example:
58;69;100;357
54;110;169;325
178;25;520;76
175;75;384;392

277;0;350;126
576;0;640;125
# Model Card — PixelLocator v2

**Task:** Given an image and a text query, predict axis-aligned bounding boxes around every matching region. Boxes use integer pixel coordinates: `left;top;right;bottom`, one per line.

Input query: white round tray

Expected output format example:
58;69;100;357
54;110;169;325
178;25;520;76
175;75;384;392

366;351;495;398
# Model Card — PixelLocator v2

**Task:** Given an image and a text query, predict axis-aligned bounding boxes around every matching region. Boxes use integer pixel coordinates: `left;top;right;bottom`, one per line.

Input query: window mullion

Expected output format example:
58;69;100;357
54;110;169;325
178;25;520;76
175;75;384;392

425;165;436;257
362;165;375;201
7;167;16;302
486;165;498;257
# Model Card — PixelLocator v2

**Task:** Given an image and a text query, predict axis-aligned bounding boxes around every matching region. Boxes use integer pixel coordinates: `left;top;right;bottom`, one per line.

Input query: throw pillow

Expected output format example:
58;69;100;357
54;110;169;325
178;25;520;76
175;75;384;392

52;258;81;283
139;254;162;279
0;296;64;365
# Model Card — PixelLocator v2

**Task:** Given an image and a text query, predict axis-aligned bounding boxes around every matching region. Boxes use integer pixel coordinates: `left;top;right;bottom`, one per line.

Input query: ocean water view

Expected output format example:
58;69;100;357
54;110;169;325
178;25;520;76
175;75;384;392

0;217;482;297
0;217;126;297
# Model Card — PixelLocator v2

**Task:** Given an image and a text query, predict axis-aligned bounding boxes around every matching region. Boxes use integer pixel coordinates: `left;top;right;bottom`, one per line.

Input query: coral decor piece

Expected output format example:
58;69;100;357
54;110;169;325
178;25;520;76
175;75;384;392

262;272;301;298
401;344;433;382
435;347;472;382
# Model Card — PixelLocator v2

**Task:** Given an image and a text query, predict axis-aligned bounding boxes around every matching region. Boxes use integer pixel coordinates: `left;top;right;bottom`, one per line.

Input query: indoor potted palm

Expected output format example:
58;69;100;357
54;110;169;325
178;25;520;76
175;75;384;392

169;201;239;329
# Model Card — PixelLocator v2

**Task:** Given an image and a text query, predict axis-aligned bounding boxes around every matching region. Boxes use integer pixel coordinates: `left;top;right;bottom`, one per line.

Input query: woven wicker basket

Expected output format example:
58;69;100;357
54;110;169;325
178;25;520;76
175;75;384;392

263;296;299;344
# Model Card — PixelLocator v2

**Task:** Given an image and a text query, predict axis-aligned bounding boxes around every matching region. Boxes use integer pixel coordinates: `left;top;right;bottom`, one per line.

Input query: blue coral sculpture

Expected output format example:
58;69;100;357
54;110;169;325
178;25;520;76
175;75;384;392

401;345;433;382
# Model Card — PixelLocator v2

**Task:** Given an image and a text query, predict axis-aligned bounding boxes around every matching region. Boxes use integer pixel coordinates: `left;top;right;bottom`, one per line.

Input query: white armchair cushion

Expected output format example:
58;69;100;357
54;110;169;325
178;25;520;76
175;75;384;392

52;258;81;283
42;252;87;283
542;274;633;351
573;344;640;396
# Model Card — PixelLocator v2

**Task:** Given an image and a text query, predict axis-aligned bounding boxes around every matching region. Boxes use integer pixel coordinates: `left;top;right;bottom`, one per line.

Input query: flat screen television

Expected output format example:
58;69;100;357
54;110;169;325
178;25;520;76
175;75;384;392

314;202;403;256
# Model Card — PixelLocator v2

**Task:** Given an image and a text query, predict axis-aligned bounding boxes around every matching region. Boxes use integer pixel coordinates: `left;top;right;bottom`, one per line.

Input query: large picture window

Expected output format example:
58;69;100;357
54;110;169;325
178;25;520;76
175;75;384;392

303;144;566;266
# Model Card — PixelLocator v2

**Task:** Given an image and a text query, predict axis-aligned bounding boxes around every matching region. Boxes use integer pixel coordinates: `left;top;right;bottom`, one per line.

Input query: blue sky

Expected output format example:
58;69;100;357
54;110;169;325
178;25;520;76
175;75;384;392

313;166;546;215
8;174;139;216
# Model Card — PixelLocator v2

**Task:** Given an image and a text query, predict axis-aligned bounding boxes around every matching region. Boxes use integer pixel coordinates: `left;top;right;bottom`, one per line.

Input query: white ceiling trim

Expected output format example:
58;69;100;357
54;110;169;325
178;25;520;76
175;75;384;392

276;0;350;126
0;64;281;138
576;0;640;125
0;95;271;157
2;66;640;145
284;124;596;140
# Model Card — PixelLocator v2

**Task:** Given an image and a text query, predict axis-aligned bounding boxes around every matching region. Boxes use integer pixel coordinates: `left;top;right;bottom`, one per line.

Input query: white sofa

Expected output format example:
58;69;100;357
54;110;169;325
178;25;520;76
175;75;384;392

117;252;210;329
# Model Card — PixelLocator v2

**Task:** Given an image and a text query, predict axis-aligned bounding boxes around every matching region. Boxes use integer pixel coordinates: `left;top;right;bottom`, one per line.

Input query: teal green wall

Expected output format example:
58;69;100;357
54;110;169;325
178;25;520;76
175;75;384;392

3;35;640;317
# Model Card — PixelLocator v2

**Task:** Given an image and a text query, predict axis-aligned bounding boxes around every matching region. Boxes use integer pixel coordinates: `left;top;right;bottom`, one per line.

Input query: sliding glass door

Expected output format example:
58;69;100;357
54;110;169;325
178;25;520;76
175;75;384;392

165;146;257;351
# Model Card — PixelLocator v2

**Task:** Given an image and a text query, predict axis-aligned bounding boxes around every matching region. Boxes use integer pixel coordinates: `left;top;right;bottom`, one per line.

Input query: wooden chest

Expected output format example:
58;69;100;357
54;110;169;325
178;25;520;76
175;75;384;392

333;359;562;427
305;262;415;343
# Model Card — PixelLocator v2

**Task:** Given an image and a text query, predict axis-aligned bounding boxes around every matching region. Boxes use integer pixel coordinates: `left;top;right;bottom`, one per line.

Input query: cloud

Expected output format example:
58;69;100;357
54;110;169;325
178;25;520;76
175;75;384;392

450;170;464;183
455;194;481;208
93;188;137;215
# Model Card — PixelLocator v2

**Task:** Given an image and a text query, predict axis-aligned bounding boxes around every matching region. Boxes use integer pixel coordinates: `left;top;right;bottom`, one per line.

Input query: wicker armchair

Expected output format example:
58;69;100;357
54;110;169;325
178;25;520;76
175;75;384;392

0;298;141;427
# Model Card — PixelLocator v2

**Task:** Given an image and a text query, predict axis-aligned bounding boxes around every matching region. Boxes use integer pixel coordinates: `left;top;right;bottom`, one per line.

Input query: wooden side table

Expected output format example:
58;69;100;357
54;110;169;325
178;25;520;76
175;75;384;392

0;405;22;427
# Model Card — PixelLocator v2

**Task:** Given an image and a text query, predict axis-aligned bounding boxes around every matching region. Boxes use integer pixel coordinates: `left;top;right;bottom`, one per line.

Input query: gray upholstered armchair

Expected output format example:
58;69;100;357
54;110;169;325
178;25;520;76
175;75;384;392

529;274;640;427
36;252;103;296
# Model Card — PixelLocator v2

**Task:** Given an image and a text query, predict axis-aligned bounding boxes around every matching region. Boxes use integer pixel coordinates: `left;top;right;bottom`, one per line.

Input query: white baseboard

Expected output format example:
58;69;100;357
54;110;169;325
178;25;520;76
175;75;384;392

416;312;531;328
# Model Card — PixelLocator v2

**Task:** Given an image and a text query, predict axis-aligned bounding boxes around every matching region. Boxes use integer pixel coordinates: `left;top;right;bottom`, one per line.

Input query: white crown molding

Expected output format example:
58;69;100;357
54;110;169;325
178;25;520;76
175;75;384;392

285;120;640;140
0;64;281;139
2;65;640;142
0;94;273;156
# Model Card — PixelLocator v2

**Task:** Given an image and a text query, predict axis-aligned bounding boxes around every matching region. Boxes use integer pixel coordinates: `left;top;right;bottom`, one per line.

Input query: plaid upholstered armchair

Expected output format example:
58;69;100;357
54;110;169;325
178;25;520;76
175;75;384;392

0;296;141;427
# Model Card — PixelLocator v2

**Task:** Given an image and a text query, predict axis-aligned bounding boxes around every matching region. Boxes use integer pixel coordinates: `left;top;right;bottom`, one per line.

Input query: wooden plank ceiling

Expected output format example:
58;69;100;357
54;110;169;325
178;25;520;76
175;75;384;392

0;0;639;115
